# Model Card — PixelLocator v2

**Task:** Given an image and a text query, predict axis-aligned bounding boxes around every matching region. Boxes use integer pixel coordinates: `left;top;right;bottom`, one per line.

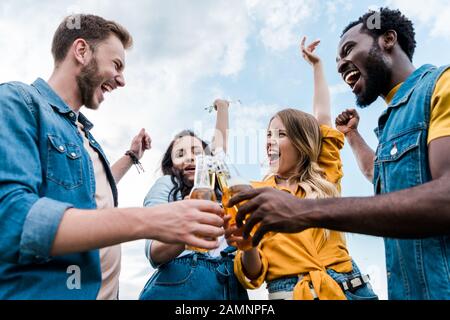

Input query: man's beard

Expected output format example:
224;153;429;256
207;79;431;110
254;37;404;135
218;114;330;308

76;58;104;109
356;44;392;108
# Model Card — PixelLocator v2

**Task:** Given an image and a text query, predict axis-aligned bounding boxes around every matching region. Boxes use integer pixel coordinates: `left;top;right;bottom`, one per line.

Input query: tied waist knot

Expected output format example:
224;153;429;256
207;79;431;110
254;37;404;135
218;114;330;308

294;269;347;300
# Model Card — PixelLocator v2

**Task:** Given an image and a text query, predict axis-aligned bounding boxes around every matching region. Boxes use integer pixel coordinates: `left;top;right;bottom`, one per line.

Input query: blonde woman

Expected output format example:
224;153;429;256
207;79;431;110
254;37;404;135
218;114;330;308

226;37;378;300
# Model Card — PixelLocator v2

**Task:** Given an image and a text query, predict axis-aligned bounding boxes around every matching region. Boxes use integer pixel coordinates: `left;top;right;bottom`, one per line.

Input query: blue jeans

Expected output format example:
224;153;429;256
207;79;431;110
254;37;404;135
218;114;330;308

267;260;379;300
139;249;249;300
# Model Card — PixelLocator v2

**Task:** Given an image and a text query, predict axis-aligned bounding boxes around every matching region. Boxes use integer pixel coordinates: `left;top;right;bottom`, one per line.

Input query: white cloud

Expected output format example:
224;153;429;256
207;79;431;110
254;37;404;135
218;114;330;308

329;83;351;96
246;0;318;51
72;0;252;158
325;0;353;32
0;3;62;82
0;0;252;156
386;0;450;39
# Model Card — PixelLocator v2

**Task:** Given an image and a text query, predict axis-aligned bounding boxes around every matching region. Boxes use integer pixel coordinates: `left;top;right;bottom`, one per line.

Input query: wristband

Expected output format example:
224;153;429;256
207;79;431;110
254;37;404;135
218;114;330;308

125;150;145;174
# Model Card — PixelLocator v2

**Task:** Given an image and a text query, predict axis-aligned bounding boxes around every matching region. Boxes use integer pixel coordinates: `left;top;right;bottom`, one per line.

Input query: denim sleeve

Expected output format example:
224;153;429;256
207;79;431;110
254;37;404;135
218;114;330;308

0;84;73;265
143;175;176;268
144;239;161;269
143;175;176;207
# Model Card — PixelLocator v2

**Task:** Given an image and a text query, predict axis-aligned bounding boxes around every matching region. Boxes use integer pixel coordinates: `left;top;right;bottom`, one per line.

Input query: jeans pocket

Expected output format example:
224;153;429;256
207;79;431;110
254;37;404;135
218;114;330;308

46;135;83;189
153;262;195;286
139;263;196;300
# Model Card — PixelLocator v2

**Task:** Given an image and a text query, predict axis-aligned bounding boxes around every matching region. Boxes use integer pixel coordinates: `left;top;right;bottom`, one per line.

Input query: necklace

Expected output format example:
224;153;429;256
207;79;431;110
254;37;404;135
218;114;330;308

275;175;289;181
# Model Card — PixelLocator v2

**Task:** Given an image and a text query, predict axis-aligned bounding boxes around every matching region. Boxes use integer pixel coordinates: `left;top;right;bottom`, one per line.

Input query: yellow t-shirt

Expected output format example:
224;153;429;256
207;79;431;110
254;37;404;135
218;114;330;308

233;125;352;300
385;69;450;144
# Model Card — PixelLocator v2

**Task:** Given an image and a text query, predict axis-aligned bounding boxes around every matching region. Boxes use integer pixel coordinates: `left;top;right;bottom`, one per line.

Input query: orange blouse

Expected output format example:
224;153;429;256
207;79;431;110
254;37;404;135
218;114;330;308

233;125;352;300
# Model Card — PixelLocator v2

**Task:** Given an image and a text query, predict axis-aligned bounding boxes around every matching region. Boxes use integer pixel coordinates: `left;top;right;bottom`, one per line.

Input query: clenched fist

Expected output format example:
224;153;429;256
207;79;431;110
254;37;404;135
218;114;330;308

335;109;360;135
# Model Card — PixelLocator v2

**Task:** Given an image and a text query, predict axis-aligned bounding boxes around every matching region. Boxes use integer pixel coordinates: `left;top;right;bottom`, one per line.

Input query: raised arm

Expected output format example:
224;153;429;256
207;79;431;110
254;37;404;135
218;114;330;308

111;128;151;183
335;109;375;182
210;99;230;154
301;37;331;126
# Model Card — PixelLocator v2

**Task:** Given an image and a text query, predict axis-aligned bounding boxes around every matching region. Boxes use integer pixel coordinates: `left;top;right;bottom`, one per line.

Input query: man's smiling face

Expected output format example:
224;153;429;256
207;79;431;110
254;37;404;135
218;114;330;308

336;23;392;108
76;34;126;109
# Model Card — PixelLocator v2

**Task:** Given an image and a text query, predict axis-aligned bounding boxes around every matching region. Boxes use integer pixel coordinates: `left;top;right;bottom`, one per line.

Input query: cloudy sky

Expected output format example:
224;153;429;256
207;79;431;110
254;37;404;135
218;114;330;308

1;0;449;300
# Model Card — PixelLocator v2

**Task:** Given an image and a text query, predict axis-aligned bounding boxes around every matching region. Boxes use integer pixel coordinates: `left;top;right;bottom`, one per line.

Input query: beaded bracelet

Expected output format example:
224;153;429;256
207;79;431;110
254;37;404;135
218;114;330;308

125;150;145;174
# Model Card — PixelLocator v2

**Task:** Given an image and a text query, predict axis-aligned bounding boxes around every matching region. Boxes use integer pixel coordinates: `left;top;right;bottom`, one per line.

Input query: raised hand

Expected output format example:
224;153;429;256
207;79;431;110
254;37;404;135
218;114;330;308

335;108;360;135
129;128;152;160
301;36;321;66
213;99;230;111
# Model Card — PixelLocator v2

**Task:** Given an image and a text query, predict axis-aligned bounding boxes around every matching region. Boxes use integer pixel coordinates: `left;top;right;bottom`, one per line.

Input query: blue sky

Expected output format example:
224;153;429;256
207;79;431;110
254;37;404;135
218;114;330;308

1;0;449;299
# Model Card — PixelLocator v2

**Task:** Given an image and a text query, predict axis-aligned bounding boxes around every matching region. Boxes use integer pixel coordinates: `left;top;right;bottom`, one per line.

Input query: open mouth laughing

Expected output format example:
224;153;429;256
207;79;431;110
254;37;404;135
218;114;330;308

101;81;116;94
268;149;280;165
342;65;362;94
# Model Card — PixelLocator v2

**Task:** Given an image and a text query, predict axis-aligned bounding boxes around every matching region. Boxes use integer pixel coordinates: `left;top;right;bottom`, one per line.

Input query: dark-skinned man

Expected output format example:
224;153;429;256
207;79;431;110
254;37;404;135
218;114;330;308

228;8;450;300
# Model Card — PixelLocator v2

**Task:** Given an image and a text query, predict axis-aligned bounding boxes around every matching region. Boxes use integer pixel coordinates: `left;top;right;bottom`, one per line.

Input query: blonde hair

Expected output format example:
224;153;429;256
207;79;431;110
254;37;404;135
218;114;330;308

267;109;341;239
267;108;340;199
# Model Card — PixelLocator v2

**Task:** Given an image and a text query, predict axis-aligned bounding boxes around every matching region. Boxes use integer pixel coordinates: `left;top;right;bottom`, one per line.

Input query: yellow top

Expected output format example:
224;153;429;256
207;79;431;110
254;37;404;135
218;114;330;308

233;125;352;300
385;69;450;144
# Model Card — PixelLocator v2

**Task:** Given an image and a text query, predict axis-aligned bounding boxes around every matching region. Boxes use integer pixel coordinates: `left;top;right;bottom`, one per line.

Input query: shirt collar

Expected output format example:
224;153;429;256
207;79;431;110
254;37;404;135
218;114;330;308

388;64;436;108
31;78;94;131
384;83;403;105
31;78;73;114
77;112;94;131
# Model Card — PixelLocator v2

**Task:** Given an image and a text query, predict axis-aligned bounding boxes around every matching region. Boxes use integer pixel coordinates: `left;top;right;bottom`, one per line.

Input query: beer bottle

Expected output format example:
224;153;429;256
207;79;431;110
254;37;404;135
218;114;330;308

213;153;255;251
186;155;218;252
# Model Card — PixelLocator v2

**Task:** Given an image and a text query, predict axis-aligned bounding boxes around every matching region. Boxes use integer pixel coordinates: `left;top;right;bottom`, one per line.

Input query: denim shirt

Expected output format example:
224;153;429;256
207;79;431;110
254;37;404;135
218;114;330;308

373;64;450;300
0;78;118;299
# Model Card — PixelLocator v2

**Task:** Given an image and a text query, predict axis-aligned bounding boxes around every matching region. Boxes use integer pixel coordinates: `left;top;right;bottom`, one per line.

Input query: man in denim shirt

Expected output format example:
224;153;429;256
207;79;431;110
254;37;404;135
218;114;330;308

0;14;224;299
228;8;450;299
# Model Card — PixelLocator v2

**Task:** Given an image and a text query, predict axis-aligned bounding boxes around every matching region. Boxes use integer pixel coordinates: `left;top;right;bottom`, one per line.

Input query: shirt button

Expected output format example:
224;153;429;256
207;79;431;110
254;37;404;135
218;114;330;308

69;113;75;117
70;152;77;157
59;146;65;152
390;146;398;156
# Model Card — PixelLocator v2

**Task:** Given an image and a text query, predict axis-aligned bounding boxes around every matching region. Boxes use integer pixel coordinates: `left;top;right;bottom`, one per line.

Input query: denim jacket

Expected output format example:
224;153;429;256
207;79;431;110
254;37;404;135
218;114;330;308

373;64;450;300
0;78;118;299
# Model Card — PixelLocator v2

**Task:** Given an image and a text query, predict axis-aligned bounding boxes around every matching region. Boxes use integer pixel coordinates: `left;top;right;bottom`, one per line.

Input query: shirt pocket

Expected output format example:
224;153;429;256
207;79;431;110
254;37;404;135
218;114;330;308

46;134;83;189
376;129;423;192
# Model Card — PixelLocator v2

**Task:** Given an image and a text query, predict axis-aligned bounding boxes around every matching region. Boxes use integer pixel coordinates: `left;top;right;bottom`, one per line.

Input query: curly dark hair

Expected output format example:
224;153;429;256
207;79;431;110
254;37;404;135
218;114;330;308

341;7;416;61
161;130;221;202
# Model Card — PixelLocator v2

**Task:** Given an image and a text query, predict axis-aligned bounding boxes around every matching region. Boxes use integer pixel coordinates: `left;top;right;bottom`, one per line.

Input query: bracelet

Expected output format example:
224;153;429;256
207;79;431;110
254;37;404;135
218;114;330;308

125;150;145;174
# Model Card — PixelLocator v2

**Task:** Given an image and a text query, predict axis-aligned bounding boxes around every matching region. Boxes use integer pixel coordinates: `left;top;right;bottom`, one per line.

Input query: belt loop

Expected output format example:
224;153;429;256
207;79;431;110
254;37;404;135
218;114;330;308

220;246;237;258
191;253;198;268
